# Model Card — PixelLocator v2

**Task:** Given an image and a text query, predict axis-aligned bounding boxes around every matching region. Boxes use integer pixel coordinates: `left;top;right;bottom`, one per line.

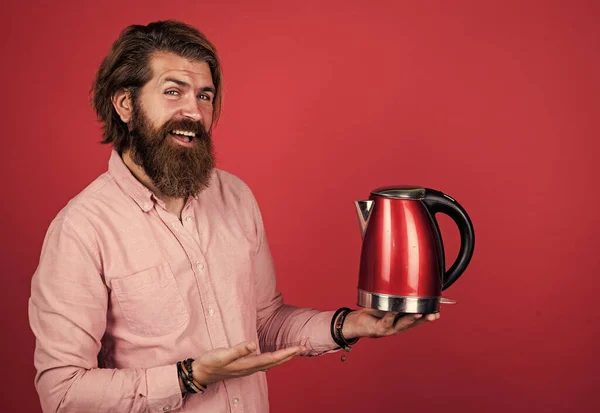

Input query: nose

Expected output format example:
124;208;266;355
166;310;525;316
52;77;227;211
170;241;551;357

180;96;203;122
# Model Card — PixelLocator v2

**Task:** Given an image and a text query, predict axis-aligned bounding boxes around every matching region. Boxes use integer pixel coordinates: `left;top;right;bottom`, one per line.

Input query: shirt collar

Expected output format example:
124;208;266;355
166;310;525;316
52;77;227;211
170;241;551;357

108;149;156;212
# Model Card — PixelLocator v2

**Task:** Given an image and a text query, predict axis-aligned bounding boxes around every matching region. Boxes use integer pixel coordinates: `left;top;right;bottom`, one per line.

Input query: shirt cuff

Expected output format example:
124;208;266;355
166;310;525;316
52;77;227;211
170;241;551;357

306;310;342;355
146;364;184;413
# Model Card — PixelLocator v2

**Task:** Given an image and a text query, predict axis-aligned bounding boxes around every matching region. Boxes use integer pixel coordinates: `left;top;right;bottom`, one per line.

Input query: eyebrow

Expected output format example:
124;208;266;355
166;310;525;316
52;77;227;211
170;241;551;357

162;77;216;95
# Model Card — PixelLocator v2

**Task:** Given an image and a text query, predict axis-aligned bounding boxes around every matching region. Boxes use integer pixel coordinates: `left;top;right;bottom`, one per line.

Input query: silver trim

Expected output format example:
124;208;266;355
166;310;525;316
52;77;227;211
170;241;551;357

354;200;374;239
357;289;439;313
371;187;426;200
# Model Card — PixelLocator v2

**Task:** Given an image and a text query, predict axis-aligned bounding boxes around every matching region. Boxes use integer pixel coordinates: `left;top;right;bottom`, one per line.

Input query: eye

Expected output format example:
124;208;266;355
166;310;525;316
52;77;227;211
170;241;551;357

198;94;212;101
165;90;180;96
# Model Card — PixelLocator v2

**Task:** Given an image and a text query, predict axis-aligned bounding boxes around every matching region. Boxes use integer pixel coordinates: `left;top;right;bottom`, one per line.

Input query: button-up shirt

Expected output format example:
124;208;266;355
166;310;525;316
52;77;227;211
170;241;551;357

29;150;338;413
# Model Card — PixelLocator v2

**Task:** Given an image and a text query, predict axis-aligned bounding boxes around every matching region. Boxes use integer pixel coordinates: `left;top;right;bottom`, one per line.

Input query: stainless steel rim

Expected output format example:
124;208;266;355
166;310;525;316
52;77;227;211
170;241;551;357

370;187;426;200
357;289;440;313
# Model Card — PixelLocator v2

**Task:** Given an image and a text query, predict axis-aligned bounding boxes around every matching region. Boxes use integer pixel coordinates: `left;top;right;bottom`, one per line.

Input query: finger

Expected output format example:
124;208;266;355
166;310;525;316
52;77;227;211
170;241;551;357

423;312;440;322
380;312;397;329
259;352;299;372
235;346;304;372
393;312;423;322
220;341;258;365
396;312;440;333
240;351;300;375
397;315;427;332
374;314;418;336
391;314;421;331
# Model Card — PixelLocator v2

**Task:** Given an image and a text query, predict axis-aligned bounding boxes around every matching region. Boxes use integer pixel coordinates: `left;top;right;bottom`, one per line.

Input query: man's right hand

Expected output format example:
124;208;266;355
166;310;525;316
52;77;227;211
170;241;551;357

190;342;306;386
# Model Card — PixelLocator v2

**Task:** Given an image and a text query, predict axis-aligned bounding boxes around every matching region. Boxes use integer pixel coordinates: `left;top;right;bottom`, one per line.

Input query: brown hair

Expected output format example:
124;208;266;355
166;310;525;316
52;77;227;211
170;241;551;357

91;20;222;153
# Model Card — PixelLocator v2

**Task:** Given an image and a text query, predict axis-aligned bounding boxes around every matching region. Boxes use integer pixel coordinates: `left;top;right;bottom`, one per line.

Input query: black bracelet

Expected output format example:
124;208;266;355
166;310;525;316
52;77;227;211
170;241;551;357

183;358;207;393
330;307;360;352
177;361;198;394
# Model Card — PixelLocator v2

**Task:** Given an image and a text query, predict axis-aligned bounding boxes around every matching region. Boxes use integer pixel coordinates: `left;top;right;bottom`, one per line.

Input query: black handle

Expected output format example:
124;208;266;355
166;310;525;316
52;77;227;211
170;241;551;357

423;189;475;290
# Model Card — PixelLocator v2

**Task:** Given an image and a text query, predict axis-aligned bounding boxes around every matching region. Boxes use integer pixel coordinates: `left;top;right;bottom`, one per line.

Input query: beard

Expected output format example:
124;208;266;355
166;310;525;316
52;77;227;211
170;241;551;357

127;100;215;199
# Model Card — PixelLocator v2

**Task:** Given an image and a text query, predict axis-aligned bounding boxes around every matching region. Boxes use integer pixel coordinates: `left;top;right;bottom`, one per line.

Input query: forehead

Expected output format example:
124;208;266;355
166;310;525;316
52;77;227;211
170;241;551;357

147;52;214;86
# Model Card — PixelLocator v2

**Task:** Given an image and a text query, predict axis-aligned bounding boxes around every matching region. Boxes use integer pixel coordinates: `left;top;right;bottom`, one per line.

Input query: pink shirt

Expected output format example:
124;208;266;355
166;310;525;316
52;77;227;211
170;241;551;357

29;150;339;413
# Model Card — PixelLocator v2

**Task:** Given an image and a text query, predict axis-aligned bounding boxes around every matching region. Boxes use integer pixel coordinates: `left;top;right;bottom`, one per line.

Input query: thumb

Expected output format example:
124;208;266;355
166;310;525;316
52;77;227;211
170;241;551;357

222;341;257;364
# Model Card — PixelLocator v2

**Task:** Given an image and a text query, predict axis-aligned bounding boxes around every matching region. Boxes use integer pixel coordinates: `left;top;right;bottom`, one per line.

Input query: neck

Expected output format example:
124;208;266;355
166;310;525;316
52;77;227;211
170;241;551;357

121;150;186;219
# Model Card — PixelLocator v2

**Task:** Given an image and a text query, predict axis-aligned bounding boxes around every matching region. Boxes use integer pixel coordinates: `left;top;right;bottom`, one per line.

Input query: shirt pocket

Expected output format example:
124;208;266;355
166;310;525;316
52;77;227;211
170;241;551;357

111;262;189;337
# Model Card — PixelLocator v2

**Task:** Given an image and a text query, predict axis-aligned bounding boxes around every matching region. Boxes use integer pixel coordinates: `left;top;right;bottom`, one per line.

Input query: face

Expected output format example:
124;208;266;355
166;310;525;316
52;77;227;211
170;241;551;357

127;52;217;198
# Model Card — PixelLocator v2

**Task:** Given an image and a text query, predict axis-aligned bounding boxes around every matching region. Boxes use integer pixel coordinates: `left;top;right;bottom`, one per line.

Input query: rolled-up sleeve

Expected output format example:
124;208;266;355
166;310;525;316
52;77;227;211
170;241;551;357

246;189;340;356
28;215;182;413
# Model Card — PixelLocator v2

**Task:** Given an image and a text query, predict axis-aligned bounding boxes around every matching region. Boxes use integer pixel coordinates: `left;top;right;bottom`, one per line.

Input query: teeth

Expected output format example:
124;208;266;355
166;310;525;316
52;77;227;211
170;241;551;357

172;130;196;137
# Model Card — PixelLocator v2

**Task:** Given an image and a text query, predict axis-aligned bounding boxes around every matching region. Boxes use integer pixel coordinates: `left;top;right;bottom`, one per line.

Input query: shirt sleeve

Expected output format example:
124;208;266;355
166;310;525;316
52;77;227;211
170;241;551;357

28;215;183;413
246;189;341;356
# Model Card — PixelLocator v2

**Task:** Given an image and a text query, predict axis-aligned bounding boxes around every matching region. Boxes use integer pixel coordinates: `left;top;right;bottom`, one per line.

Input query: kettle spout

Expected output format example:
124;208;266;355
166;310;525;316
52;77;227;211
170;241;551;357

354;200;374;239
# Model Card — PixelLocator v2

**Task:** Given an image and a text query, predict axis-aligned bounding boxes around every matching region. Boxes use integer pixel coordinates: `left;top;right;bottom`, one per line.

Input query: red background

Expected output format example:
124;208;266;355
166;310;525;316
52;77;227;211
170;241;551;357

2;0;599;412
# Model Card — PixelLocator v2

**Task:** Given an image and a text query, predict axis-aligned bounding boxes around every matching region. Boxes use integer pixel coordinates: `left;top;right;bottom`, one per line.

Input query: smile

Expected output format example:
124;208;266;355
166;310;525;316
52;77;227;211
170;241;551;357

170;129;197;143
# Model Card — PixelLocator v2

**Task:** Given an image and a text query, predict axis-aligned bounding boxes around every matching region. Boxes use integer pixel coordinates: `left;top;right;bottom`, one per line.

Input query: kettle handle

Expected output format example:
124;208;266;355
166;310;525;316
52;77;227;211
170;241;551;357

423;189;475;290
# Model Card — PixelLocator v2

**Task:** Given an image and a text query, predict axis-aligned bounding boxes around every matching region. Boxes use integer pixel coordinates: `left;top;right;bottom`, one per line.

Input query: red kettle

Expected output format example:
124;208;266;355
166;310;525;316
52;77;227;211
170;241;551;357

355;186;475;314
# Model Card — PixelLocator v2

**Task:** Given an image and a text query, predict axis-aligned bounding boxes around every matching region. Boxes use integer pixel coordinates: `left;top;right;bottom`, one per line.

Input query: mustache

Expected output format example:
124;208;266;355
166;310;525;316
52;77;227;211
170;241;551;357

160;118;210;140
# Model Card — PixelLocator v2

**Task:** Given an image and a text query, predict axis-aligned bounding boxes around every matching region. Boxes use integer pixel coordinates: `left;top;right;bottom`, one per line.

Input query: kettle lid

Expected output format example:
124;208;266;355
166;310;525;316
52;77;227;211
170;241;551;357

371;186;426;199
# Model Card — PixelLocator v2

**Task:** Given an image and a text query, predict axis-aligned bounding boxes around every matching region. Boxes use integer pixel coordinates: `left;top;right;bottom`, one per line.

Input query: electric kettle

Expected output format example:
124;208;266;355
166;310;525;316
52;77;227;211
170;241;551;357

354;186;475;314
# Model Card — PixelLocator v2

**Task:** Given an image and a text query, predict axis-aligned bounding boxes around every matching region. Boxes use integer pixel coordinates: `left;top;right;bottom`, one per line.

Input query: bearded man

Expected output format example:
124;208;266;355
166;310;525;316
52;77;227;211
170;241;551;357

28;20;438;413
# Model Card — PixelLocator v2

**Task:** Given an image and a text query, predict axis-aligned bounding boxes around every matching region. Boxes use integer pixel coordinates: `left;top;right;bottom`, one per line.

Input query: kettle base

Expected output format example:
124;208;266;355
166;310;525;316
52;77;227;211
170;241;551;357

357;289;439;314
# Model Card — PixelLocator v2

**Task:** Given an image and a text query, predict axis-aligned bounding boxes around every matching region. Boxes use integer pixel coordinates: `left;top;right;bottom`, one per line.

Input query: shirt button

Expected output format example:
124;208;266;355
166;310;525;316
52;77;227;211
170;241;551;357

162;406;171;412
196;262;204;270
143;203;151;210
208;306;215;315
185;216;193;222
232;397;239;406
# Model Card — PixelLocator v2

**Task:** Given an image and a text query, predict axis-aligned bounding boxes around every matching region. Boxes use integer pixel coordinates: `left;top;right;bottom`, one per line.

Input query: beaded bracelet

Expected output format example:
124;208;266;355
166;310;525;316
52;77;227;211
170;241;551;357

183;359;207;393
177;359;207;394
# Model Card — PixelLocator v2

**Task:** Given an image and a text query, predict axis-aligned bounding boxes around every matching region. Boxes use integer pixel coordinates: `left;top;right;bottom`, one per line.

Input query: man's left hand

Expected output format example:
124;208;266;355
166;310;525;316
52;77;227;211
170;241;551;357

341;309;440;340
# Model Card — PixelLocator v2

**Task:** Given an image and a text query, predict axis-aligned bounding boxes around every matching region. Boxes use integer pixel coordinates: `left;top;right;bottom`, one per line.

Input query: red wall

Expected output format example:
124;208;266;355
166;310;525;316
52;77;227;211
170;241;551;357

2;0;599;412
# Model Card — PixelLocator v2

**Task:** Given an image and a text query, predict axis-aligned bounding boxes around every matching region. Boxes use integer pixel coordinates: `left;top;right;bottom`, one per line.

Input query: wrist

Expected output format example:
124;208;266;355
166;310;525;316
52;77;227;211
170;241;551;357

191;359;210;386
341;311;361;340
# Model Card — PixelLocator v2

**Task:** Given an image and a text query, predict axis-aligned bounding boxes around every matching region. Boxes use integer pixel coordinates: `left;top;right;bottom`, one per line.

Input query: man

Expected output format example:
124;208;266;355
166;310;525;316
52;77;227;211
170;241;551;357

28;20;439;413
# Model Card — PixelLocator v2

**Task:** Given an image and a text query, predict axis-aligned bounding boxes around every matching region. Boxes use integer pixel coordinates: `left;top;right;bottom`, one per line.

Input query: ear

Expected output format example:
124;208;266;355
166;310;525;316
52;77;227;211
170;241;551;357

111;89;134;123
